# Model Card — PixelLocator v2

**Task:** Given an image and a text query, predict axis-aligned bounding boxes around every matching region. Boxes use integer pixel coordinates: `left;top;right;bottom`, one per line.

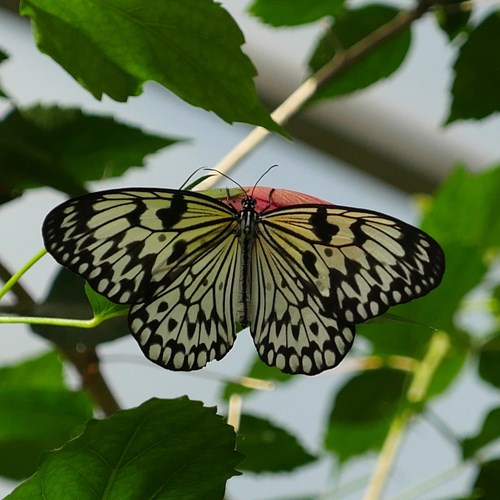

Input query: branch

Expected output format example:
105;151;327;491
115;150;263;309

363;331;451;500
196;0;437;191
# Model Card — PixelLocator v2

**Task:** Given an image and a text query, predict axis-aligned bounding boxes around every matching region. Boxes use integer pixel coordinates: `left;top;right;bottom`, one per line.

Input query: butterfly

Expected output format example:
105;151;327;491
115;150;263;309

42;186;445;375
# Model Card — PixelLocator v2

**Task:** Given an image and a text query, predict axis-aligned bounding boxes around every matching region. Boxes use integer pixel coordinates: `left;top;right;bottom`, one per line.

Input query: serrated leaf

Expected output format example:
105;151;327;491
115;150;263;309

478;334;500;390
32;268;129;347
237;413;316;472
421;166;500;249
8;398;241;499
447;12;500;122
462;407;500;459
324;369;407;463
20;0;282;133
84;283;129;320
308;5;411;102
0;352;92;480
0;105;178;196
222;355;292;400
248;0;344;27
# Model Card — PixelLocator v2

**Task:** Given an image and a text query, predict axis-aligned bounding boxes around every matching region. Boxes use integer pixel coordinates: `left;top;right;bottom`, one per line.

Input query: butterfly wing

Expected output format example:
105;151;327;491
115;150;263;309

43;188;241;370
250;204;445;375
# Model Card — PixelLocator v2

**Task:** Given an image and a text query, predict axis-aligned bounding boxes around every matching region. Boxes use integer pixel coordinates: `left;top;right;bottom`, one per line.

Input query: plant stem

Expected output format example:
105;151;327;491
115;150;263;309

362;331;450;500
197;0;437;191
0;248;46;301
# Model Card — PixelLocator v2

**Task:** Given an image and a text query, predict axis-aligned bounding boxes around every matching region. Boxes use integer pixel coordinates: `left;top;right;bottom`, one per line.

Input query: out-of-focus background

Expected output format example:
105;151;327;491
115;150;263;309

0;1;499;498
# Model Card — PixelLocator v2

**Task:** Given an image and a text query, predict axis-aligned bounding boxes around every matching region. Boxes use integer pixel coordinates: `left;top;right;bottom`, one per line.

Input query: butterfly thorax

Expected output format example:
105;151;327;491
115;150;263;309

237;196;259;327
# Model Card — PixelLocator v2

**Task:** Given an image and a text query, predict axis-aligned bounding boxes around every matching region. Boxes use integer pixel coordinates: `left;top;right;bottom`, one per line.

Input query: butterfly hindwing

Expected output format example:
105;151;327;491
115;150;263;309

43;188;241;370
247;204;444;374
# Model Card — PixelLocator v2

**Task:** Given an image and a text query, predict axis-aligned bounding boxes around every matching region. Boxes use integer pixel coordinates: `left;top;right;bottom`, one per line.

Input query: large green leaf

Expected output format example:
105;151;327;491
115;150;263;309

0;105;178;196
236;413;316;472
248;0;344;27
448;12;500;122
20;0;281;132
8;398;241;499
0;352;93;480
324;369;407;463
308;5;411;101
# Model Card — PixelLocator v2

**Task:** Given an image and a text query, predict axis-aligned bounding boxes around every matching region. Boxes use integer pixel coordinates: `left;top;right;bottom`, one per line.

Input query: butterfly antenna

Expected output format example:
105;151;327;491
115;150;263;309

203;168;247;194
180;167;212;190
251;164;278;196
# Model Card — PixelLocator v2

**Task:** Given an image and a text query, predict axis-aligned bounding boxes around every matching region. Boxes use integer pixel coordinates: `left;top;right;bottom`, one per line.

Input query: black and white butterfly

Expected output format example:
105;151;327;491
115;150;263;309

42;186;444;375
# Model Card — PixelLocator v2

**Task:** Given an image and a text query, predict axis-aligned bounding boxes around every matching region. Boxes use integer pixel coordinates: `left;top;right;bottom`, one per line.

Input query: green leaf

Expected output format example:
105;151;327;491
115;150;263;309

20;0;281;133
84;283;129;321
222;355;292;400
308;5;411;102
478;334;500;390
324;369;407;463
468;459;500;499
447;12;500;122
236;413;316;472
434;1;471;42
248;0;344;27
0;351;64;390
8;398;241;499
0;352;93;480
32;268;129;347
0;105;178;196
462;407;500;459
422;166;500;248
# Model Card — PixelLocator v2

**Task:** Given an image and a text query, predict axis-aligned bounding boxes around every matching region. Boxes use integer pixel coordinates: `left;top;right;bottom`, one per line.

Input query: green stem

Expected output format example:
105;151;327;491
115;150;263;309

363;331;450;500
0;248;47;301
0;309;128;328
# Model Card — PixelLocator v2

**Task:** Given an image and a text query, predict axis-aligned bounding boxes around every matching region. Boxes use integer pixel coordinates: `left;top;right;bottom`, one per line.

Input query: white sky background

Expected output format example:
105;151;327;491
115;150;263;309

0;2;499;499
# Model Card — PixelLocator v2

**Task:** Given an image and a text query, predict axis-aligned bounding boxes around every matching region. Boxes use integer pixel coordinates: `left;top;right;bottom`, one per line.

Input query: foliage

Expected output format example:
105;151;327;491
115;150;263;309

1;0;500;498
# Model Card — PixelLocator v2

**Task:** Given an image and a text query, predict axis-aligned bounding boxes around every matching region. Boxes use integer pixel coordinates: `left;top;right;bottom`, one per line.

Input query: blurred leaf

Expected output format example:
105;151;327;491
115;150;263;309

222;355;292;400
462;407;500;459
434;0;471;41
308;5;411;102
32;268;129;347
248;0;343;27
0;105;178;196
8;398;241;499
324;369;407;463
468;459;500;500
0;352;92;480
0;351;63;390
237;413;316;472
478;333;500;390
20;0;282;133
448;13;500;122
422;166;500;248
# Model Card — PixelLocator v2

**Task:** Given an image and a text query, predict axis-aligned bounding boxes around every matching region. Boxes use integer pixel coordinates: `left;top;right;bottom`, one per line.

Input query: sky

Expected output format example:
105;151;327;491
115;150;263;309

0;2;499;499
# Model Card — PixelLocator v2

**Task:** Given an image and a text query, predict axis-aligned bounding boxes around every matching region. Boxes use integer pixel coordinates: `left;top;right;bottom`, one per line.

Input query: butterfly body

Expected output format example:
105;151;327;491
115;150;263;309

43;187;444;375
